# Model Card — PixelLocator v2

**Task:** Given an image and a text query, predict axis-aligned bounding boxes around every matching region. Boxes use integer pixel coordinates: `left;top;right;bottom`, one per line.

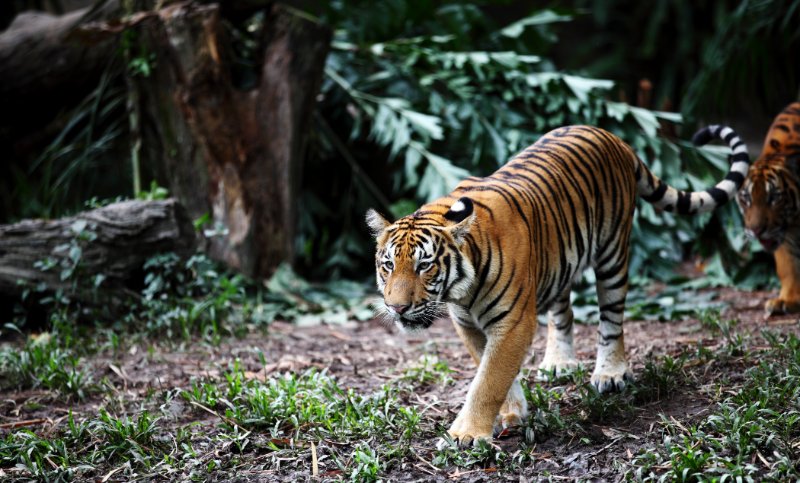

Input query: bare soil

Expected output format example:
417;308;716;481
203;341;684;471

2;287;799;481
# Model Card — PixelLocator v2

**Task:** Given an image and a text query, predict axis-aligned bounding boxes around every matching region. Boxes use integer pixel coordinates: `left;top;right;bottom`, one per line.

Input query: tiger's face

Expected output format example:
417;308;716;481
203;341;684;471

737;154;800;252
366;198;476;331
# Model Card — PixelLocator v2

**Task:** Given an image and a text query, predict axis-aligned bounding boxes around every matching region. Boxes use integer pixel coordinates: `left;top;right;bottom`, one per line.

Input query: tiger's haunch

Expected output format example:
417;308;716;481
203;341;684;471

367;124;750;446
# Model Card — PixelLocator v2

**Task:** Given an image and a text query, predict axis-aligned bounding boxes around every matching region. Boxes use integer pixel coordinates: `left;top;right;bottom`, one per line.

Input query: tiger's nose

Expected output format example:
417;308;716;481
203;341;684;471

389;304;411;315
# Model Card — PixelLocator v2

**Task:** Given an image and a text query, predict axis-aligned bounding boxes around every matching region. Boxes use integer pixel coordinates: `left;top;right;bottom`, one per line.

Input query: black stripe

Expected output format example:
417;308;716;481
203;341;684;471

599;314;623;326
724;171;745;185
705;187;729;204
483;289;524;329
641;182;668;202
722;130;736;143
599;331;622;341
599;302;625;313
676;192;691;214
478;269;515;319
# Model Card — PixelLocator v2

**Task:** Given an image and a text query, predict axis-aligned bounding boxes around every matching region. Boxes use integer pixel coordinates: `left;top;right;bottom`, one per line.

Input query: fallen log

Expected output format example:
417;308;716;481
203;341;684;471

0;199;196;298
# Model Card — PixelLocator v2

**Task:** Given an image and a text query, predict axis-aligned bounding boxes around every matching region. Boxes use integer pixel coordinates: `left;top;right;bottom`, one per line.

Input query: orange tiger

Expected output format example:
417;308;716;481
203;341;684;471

367;124;749;445
737;102;800;314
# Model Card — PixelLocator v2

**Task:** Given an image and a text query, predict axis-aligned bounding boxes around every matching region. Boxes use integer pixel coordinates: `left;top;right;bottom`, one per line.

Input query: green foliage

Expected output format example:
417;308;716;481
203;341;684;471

629;332;800;481
13;65;128;221
559;0;800;120
179;366;422;480
0;312;93;399
306;1;747;281
433;437;509;469
400;354;455;387
0;408;171;480
0;336;91;399
195;366;420;441
683;0;800;118
96;409;167;468
262;263;374;326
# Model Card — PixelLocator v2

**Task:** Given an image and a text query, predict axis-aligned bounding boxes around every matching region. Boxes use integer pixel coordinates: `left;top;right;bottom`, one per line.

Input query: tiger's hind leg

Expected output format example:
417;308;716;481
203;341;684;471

538;290;580;379
592;262;634;393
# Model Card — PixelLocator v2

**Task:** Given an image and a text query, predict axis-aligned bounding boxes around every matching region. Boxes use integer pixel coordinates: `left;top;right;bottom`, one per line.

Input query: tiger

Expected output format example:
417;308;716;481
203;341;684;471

366;124;749;446
736;102;800;314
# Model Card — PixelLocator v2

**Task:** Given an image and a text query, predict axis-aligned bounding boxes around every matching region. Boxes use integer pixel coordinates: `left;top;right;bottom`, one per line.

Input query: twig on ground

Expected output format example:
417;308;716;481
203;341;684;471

0;418;49;429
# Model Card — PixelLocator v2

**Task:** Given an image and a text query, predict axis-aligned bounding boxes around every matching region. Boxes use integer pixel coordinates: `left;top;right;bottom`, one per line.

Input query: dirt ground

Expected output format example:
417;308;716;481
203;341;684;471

2;287;799;481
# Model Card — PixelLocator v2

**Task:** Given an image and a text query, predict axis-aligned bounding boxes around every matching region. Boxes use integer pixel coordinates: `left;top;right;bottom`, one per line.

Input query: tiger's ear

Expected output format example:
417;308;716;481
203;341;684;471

366;209;391;237
444;197;475;245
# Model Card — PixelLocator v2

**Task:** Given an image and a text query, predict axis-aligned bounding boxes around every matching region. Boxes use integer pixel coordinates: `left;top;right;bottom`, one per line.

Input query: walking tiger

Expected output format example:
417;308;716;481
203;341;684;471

367;124;749;445
736;102;800;314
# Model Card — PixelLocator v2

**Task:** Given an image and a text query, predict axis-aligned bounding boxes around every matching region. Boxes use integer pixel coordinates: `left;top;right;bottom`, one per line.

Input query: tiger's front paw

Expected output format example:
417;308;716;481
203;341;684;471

591;362;632;393
443;414;494;447
765;297;800;315
537;354;580;380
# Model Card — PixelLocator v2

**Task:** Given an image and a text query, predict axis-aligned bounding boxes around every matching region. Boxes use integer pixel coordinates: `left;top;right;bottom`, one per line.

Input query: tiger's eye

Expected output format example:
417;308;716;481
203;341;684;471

738;191;751;207
383;260;394;270
418;261;431;272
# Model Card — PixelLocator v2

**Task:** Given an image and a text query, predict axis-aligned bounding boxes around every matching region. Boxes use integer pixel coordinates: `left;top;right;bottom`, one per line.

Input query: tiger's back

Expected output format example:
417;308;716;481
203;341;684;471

442;125;639;316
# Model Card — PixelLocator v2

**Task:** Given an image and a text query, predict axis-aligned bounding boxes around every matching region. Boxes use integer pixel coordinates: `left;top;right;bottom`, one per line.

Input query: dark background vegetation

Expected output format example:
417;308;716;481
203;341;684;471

2;0;799;284
3;2;800;481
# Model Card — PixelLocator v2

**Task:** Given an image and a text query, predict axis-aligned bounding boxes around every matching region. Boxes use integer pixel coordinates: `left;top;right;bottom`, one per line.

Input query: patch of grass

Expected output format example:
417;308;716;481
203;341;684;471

135;253;259;342
628;332;800;481
633;353;687;403
344;442;382;481
0;409;171;481
225;368;421;441
523;381;571;442
698;308;748;357
400;354;455;388
176;365;427;479
96;409;168;468
0;316;93;399
432;438;509;469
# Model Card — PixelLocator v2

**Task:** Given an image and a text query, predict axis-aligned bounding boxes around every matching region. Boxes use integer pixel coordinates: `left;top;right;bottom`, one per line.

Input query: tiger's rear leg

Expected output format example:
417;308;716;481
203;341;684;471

592;262;634;393
537;290;580;379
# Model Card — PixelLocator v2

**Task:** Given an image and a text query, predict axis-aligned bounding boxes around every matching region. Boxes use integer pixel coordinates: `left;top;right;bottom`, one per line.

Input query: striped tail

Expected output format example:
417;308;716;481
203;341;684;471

636;125;750;215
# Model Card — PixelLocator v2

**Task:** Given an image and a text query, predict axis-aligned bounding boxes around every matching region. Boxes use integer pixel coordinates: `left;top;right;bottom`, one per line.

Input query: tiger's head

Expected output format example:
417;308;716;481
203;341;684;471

366;197;476;331
737;153;800;252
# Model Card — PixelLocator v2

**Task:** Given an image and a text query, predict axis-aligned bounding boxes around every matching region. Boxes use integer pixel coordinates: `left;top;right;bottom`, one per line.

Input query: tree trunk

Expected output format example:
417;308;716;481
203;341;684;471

0;199;196;298
134;2;331;279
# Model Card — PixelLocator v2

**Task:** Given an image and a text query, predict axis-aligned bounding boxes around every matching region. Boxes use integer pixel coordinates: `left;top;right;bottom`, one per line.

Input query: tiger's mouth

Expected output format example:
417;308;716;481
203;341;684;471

758;236;781;252
397;316;434;331
385;301;440;331
750;229;785;253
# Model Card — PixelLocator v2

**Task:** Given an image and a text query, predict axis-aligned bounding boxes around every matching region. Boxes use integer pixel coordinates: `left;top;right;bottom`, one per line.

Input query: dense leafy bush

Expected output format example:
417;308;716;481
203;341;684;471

304;0;754;281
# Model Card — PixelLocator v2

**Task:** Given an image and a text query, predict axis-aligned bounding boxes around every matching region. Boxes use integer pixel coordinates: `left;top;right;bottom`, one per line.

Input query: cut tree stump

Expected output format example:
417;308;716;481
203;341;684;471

0;199;195;298
133;1;331;279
